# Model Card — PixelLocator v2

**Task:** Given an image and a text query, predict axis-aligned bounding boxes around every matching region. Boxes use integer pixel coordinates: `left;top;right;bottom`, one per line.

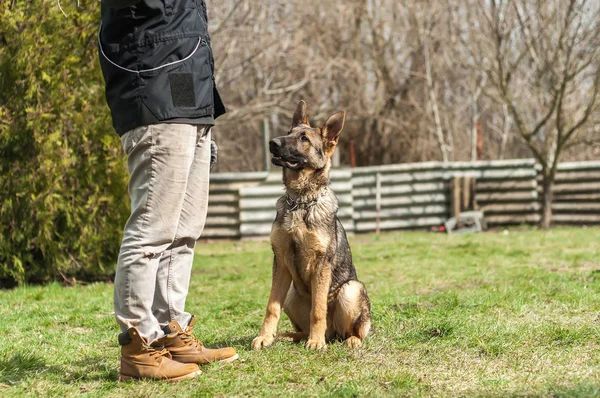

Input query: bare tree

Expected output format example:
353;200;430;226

203;0;599;177
488;104;512;160
463;0;600;227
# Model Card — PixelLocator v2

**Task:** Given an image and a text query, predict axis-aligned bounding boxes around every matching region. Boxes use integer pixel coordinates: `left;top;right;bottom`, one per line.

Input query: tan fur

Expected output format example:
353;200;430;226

330;281;371;345
252;102;370;351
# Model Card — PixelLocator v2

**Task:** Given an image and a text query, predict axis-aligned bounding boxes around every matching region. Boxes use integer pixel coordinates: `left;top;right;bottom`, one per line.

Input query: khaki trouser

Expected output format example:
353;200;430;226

114;123;211;344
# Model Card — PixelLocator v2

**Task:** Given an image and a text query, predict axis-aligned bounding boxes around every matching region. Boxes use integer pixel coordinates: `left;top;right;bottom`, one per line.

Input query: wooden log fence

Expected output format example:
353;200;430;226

539;161;600;225
201;159;600;239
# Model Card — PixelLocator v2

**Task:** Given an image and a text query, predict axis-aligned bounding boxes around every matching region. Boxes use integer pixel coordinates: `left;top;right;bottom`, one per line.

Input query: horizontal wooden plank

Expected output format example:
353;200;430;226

240;223;273;236
476;191;539;202
209;181;262;192
330;182;354;192
240;218;355;237
205;216;239;226
239;194;354;210
208;193;238;203
206;204;238;215
553;193;600;201
444;158;537;169
353;182;446;198
353;166;536;185
239;197;280;210
352;159;536;176
355;216;445;232
551;182;600;194
480;203;541;213
210;171;269;182
552;171;600;183
240;211;276;223
552;214;600;223
241;182;352;197
485;214;541;224
552;202;600;212
330;169;354;179
353;193;447;209
201;227;240;238
336;197;355;206
240;185;286;197
355;205;448;220
352;171;445;187
449;168;537;180
240;208;354;223
262;171;352;183
476;180;537;191
352;169;536;191
352;162;444;175
555;161;600;171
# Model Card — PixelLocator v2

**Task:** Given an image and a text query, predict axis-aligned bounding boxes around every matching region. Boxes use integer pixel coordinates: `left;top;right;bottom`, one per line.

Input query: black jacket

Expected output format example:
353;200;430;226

98;0;225;135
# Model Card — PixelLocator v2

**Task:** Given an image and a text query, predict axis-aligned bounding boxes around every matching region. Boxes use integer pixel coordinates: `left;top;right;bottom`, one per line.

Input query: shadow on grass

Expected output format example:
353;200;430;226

0;352;54;385
546;383;600;397
0;352;119;385
210;335;256;351
64;359;119;383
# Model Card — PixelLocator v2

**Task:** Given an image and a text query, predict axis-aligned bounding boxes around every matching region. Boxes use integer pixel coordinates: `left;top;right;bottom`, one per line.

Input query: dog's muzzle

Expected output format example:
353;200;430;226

269;138;305;170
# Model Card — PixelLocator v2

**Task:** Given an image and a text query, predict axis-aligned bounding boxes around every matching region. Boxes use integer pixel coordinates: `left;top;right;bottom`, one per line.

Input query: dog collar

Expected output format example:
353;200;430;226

285;187;329;212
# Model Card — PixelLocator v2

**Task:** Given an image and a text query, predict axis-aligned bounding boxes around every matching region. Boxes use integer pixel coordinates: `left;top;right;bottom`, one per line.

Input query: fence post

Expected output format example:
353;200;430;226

350;140;357;168
376;172;381;234
451;176;461;217
462;177;472;211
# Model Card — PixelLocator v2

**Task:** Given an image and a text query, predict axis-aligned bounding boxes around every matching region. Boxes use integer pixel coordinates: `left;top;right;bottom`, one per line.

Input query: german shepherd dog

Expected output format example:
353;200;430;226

251;101;371;351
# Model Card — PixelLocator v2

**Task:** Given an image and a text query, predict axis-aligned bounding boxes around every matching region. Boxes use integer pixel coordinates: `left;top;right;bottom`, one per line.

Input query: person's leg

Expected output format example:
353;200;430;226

151;127;238;364
114;123;198;345
153;126;211;330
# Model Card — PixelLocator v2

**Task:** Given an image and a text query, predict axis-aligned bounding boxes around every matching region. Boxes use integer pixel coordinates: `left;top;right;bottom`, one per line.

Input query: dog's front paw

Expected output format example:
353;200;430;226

251;334;275;350
344;336;362;348
305;338;327;351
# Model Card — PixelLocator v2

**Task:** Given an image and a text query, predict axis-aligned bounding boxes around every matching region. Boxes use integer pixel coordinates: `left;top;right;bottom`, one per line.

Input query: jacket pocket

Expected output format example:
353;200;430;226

138;37;214;122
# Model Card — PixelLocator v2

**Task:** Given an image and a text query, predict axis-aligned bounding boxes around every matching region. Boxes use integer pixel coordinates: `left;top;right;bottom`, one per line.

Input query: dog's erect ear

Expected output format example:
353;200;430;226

291;100;310;129
322;111;346;147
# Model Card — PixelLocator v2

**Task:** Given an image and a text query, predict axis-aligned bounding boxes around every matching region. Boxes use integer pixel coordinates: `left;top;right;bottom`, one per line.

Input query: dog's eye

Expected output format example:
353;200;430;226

300;134;310;143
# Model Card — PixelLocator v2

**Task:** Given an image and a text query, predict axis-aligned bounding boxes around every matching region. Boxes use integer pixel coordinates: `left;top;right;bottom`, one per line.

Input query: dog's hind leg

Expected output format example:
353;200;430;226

330;280;371;348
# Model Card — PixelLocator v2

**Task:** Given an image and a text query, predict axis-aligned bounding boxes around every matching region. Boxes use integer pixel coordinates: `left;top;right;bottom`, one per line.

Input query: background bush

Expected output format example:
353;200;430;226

0;1;129;286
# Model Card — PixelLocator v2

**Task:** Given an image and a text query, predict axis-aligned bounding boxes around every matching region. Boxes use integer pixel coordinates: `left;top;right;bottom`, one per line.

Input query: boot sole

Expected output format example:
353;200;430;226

171;353;240;365
118;369;202;382
218;353;239;364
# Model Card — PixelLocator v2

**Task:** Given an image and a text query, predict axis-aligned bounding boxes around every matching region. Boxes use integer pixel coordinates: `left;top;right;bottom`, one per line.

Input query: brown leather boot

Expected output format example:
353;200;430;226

157;316;239;365
118;327;202;382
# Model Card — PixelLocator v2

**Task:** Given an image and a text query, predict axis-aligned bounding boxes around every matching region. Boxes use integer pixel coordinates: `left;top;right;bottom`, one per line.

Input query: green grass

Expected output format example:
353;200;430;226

1;228;600;397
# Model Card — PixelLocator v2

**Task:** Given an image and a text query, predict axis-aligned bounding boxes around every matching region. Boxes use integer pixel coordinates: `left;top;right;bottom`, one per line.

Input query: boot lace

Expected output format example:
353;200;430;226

180;330;204;348
144;344;170;361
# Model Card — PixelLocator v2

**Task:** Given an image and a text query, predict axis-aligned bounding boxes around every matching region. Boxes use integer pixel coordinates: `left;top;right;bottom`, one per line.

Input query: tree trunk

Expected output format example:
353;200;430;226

470;100;478;162
422;29;449;163
541;174;554;229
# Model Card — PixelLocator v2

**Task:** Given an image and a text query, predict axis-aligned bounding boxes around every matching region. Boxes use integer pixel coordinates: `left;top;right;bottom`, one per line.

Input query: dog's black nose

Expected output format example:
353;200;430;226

269;138;282;153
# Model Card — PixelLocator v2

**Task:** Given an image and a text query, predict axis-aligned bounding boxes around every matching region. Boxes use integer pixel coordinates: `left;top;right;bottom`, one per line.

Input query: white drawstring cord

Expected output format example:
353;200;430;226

98;23;203;74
